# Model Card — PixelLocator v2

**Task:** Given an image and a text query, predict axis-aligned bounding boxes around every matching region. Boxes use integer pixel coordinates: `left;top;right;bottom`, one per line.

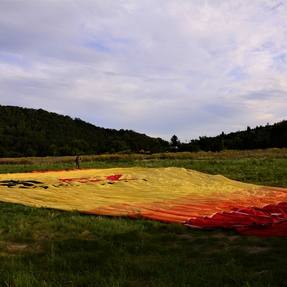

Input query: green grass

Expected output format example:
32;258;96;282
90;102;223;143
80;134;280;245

0;151;287;286
1;203;287;287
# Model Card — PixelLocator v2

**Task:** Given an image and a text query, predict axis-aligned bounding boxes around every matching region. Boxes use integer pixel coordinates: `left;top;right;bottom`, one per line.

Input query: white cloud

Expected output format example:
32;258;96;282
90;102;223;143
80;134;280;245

0;0;286;140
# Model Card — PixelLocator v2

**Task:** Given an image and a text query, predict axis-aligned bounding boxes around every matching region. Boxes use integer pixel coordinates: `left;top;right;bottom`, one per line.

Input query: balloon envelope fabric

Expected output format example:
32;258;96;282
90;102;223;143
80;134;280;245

0;167;287;236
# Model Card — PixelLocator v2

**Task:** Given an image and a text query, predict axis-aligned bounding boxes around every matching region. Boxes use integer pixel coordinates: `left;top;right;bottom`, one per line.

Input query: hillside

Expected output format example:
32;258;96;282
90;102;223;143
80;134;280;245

180;121;287;152
0;106;169;157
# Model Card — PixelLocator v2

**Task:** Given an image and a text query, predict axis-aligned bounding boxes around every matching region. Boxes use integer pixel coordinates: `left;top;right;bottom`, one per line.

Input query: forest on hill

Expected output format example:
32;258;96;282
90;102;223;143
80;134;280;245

0;106;169;157
176;121;287;152
0;105;287;157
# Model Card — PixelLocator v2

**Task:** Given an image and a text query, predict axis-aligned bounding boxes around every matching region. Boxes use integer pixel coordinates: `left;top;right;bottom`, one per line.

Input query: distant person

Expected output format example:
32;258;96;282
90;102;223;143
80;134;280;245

75;155;81;169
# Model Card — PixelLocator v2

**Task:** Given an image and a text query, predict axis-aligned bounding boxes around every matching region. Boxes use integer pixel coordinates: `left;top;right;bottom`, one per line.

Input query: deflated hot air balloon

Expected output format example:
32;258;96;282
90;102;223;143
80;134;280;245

0;167;286;236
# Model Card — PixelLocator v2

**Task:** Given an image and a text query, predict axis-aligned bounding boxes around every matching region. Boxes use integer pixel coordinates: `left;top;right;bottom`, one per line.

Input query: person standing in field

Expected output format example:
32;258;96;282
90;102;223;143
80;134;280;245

75;155;81;169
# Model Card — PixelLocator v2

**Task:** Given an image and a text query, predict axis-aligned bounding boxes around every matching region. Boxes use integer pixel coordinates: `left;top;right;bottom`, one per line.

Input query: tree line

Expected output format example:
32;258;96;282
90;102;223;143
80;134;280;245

0;105;286;157
171;121;287;152
0;105;169;157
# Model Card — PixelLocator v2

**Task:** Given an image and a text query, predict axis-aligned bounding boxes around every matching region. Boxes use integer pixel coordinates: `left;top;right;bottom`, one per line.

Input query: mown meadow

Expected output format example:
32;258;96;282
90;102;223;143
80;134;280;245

0;149;287;287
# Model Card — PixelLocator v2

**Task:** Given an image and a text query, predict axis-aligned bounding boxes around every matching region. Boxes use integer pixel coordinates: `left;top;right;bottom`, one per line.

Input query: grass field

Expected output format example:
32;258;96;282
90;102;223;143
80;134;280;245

0;149;287;287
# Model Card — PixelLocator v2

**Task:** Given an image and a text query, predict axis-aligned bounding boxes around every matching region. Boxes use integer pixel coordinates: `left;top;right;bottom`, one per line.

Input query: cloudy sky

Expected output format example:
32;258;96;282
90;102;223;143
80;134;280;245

0;0;286;140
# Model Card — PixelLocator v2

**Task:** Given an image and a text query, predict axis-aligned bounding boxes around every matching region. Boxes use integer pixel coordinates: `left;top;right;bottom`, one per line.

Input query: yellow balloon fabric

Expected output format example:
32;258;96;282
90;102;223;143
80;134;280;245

0;167;286;225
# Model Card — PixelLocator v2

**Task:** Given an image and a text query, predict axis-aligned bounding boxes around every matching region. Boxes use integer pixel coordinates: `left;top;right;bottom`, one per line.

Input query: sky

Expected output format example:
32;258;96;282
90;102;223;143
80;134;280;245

0;0;286;141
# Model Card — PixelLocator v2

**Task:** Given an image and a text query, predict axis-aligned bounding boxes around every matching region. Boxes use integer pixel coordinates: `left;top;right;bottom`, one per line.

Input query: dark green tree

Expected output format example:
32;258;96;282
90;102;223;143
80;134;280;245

170;135;180;151
0;105;170;157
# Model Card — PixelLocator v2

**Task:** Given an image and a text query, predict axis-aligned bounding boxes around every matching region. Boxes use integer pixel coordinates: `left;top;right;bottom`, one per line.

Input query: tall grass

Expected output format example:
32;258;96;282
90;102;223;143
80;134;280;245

1;148;287;165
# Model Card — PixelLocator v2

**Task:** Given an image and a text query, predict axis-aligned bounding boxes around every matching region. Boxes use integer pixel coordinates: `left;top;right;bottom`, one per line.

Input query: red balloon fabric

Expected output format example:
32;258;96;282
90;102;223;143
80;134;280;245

185;202;287;236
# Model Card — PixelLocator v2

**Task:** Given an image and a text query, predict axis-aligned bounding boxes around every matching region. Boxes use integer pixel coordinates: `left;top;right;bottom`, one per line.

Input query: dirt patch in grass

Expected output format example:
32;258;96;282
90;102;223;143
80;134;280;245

0;241;43;255
176;233;196;240
6;243;29;252
209;232;240;241
243;246;271;254
177;231;240;242
79;230;94;240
